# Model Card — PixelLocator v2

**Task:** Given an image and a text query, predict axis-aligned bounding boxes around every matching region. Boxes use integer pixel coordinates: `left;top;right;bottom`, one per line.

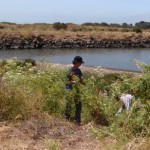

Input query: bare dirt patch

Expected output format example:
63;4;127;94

0;117;101;150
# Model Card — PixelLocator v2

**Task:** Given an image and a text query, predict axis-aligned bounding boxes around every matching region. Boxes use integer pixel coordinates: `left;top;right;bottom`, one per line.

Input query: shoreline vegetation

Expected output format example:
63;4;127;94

0;22;150;49
0;58;149;149
48;62;142;74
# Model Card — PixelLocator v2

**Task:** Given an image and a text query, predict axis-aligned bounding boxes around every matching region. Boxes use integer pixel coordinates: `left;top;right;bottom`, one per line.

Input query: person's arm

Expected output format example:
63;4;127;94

115;98;124;116
66;69;74;85
115;107;123;116
78;69;85;84
79;76;85;84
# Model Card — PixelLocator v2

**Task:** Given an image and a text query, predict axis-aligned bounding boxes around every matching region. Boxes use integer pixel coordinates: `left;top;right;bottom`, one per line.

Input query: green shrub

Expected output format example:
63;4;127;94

133;28;142;33
0;82;44;120
53;22;67;30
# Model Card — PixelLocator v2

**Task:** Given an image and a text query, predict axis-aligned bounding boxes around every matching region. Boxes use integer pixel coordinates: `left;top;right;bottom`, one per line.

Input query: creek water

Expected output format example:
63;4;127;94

0;48;150;71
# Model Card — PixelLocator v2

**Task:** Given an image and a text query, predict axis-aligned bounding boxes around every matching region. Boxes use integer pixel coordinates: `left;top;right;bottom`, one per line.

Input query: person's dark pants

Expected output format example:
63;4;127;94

65;100;82;123
65;100;71;120
74;101;82;123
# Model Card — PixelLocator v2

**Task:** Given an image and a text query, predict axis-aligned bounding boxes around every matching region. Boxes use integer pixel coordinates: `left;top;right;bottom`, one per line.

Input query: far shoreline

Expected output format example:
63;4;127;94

0;23;150;50
1;34;150;50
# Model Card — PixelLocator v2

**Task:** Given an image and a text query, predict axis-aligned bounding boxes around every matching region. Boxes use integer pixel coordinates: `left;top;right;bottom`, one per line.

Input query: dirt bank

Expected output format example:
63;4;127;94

1;34;150;49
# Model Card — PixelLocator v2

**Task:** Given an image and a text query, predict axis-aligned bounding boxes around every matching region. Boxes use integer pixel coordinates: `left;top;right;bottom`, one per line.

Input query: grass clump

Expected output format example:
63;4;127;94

45;139;61;150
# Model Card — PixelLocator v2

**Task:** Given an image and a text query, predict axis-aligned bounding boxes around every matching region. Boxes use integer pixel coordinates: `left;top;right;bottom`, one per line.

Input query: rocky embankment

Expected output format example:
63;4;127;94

1;34;150;49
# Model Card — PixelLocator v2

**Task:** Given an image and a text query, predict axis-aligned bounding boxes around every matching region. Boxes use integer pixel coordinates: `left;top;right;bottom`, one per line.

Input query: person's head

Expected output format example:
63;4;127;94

72;56;84;68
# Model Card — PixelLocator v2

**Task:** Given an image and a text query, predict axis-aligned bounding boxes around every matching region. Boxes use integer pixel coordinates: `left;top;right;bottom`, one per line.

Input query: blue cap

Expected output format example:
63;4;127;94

73;56;84;63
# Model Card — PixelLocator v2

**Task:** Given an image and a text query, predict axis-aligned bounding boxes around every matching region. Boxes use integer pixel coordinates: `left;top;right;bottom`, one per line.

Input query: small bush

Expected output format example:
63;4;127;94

53;22;67;30
45;139;60;150
107;28;119;32
23;58;37;66
0;84;26;120
121;28;130;32
133;28;142;33
0;25;5;29
0;83;44;120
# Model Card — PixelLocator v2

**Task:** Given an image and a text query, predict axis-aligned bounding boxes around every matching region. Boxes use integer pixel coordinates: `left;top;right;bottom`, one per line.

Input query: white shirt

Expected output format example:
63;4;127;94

120;94;134;111
116;94;134;115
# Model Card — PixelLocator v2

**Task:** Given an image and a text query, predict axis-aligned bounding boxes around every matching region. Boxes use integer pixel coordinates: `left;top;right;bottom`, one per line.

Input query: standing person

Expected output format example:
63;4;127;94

65;56;84;124
115;93;134;116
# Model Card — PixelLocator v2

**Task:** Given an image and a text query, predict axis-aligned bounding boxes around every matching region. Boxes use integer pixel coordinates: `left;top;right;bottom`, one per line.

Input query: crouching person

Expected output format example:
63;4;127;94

65;56;84;125
115;93;134;116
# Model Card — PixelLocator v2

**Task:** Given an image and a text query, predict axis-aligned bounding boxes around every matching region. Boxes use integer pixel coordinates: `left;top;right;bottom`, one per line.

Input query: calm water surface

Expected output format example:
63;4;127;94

0;48;150;71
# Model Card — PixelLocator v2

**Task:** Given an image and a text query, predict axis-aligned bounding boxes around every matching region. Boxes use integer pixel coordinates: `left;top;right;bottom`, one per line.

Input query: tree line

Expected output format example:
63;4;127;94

82;21;150;29
38;21;150;30
1;21;150;29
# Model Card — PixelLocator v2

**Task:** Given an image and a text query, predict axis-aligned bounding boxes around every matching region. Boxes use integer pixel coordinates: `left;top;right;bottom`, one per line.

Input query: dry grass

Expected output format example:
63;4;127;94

0;116;101;150
0;23;150;40
0;116;149;150
123;138;150;150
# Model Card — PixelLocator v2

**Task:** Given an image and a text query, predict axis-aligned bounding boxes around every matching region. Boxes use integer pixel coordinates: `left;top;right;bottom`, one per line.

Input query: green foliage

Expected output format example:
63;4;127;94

135;21;150;29
109;23;121;27
82;22;109;26
133;28;142;33
0;85;27;120
0;58;149;140
53;22;67;30
122;23;133;28
0;58;66;120
45;139;60;150
23;58;36;66
0;22;16;25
